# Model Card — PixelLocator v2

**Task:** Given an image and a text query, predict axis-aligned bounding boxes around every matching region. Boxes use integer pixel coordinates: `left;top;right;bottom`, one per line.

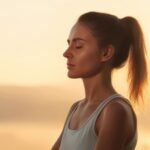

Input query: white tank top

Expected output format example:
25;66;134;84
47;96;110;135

59;94;137;150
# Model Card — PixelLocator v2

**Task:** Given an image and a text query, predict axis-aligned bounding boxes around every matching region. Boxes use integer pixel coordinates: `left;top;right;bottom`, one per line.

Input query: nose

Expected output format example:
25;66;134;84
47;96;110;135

63;47;73;58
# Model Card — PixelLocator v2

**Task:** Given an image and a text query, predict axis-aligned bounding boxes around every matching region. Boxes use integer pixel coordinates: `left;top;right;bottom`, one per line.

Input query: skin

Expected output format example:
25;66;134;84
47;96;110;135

51;22;136;150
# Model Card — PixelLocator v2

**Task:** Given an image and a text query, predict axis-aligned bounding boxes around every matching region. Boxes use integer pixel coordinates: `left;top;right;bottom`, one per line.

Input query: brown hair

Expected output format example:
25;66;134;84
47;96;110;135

78;12;148;103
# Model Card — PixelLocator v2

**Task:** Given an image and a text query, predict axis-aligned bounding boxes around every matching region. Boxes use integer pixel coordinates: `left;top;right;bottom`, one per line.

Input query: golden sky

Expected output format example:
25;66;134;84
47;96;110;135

0;0;150;86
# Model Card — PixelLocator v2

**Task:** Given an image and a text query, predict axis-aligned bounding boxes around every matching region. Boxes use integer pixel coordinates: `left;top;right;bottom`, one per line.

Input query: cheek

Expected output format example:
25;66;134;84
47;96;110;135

77;53;102;76
78;49;100;66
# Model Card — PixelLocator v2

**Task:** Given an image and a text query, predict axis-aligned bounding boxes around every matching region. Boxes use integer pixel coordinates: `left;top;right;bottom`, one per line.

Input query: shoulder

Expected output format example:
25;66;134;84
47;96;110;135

103;98;129;118
101;97;136;131
67;100;81;117
95;98;133;149
101;97;137;125
96;98;131;136
102;98;129;127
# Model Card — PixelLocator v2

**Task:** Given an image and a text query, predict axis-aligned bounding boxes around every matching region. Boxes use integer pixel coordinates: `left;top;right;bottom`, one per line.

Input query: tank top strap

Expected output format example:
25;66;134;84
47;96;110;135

95;93;128;113
91;93;131;129
65;100;81;127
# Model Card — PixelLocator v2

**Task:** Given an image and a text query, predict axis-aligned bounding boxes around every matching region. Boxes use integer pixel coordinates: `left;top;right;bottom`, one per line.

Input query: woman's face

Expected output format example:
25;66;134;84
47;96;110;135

63;22;104;78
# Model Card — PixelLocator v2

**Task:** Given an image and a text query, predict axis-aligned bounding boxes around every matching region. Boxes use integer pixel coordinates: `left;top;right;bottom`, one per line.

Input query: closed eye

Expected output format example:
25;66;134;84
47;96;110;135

75;46;83;49
67;38;85;49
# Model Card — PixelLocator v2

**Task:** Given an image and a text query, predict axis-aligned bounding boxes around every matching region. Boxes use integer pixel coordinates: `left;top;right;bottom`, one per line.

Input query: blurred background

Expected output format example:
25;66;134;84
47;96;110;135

0;0;149;150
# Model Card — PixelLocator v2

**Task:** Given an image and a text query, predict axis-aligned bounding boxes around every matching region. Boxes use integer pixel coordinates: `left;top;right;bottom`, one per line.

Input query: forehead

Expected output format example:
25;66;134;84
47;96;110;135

68;22;95;42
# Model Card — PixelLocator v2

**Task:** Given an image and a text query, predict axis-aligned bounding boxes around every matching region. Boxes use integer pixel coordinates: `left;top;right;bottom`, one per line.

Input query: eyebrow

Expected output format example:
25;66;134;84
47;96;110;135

67;38;86;44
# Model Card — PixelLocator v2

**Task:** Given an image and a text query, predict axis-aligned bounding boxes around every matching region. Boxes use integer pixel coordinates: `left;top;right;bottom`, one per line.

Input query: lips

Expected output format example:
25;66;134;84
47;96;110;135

67;63;75;69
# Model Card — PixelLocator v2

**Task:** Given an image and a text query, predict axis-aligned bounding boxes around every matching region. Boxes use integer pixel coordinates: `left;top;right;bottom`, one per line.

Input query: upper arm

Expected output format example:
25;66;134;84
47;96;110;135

95;101;129;150
51;132;63;150
51;101;80;150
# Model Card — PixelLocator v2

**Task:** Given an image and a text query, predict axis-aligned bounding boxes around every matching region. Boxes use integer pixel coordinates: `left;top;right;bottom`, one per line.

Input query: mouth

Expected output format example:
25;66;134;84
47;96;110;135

67;63;75;69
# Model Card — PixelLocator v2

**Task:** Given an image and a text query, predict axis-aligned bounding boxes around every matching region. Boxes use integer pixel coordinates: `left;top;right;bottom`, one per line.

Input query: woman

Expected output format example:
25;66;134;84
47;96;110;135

52;11;148;150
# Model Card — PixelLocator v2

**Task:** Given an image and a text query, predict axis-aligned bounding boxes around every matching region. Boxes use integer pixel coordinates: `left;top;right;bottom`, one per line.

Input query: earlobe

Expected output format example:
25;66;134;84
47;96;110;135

101;45;115;62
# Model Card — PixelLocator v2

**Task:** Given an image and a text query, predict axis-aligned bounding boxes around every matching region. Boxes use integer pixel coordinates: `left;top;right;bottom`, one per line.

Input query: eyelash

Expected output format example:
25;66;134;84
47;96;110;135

67;43;83;49
75;46;83;49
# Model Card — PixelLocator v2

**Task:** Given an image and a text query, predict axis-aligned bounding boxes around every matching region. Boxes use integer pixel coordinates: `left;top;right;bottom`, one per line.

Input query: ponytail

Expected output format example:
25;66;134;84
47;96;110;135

120;17;148;104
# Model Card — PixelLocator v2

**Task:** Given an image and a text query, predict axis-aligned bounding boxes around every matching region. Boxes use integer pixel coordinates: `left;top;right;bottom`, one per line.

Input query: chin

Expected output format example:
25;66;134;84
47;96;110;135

67;70;100;79
67;74;80;78
67;71;82;78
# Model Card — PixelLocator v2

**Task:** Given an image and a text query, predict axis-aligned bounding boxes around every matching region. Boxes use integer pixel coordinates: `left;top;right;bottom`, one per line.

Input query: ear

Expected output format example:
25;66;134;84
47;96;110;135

100;45;115;62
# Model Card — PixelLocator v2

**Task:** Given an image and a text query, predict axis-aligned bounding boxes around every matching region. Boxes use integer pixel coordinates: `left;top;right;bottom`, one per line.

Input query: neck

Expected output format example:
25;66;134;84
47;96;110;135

82;69;117;103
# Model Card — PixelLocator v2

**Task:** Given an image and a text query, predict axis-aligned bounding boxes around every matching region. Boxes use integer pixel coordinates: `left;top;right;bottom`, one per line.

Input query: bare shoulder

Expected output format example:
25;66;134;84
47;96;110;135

101;97;136;127
103;98;129;117
96;98;131;131
65;99;82;121
95;98;135;149
69;100;81;113
101;98;129;127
